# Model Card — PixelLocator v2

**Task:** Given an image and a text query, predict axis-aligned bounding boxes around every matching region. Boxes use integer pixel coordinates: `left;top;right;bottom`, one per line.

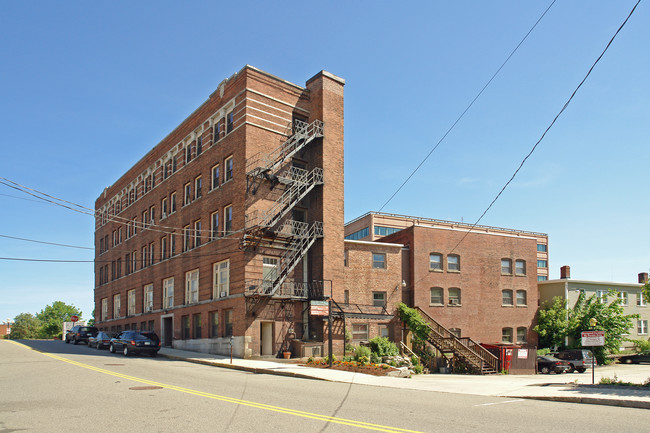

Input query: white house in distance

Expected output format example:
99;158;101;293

538;266;649;349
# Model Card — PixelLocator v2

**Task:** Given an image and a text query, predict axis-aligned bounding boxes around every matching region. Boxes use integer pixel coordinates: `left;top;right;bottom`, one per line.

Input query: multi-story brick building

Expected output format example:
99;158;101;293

94;66;345;358
345;212;548;346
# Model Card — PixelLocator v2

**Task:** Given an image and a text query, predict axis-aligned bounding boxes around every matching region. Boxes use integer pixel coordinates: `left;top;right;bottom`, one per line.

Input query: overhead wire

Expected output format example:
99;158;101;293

378;0;557;212
448;0;642;254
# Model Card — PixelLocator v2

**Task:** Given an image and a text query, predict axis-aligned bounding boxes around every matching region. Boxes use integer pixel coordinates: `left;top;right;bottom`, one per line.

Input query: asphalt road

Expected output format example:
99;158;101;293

1;340;648;432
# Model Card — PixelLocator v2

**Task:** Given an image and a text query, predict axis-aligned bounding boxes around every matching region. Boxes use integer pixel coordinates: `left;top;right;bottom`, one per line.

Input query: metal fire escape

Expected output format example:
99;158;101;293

243;120;325;314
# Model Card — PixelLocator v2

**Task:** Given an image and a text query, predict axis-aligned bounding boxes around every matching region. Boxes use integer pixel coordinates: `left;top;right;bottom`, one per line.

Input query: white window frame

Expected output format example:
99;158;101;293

224;156;233;182
211;164;220;190
373;291;387;307
144;283;154;313
515;259;526;276
224;205;232;234
213;260;230;298
185;269;199;304
502;289;514;306
448;287;461;305
516;290;527;306
618;291;628;306
447;254;460;272
429;253;442;271
210;211;219;240
502;327;513;343
163;277;174;309
372;252;386;269
113;294;121;319
101;298;108;321
638;320;648;335
128;289;136;316
637;292;646;307
430;287;443;305
352;323;369;341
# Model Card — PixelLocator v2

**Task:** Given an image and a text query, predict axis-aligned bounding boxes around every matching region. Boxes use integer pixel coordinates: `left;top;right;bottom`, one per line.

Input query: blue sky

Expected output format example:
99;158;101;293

1;1;648;323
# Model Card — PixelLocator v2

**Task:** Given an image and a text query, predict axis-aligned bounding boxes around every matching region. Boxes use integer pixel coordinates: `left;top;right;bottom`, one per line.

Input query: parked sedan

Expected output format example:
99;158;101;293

109;331;161;357
65;326;98;345
88;331;114;349
619;351;650;364
537;355;571;374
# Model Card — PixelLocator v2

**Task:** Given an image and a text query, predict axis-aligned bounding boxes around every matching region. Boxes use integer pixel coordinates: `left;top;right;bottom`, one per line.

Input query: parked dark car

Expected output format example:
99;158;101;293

553;349;596;373
88;331;114;349
537;355;570;374
619;351;650;364
65;326;98;345
109;331;161;357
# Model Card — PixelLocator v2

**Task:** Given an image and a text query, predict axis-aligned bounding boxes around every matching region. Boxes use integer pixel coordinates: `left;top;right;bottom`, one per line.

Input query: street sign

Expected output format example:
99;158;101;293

70;315;79;323
310;300;329;316
581;330;605;346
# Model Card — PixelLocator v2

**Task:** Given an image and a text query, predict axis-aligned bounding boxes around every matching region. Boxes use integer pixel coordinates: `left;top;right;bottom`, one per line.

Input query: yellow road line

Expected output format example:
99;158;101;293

6;341;423;433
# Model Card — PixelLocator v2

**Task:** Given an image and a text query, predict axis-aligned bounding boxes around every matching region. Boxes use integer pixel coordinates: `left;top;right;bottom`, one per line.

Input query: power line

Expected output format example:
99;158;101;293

449;0;642;254
378;0;557;212
0;234;93;250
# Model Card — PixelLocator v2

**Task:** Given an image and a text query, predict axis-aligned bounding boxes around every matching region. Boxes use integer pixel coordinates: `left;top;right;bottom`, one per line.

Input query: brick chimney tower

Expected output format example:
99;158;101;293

560;265;571;279
639;272;648;284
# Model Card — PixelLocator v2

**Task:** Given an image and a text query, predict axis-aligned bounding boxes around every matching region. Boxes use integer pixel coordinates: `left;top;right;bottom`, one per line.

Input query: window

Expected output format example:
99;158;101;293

194;220;202;247
537;244;547;252
372;253;386;269
184;182;192;205
172;156;177;173
118;227;122;244
161;197;168;218
211;164;220;189
163;277;174;308
537;275;548;281
183;225;191;251
170;192;177;213
142;246;148;268
373;292;386;307
449;328;461;338
116;258;121;278
344;227;369;240
226;111;233;133
516;290;527;306
638;293;647;307
185;269;199;304
128;289;136;316
182;316;190;339
161;236;168;260
210;311;219;338
112;230;117;247
502;290;514;306
638;320;648;335
170;233;176;256
214;121;221;142
210;211;219;240
131;251;137;272
379;325;389;338
430;287;443;305
618;291;629;306
537;260;547;268
447;254;460;272
149;242;155;265
213;260;230;298
374;226;401;236
344;290;349;305
132;217;137;235
224;156;233;182
517;327;527;343
224;205;232;234
352;324;368;341
101;298;108;321
262;257;279;292
193;314;202;339
113;294;121;319
196;136;203;156
501;259;512;274
429;253;442;271
448;288;461;305
195;176;202;199
149;205;155;224
597;290;607;304
185;145;192;163
224;310;233;337
344;250;349;267
515;260;526;276
144;284;154;312
502;327;513;343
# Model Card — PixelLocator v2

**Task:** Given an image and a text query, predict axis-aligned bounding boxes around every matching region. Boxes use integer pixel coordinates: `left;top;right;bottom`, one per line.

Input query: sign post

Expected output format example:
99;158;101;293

581;323;604;385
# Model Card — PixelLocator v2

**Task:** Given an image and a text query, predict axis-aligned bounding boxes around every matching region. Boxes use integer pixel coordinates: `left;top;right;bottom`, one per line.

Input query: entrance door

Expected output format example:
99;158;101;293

261;322;273;356
163;317;173;347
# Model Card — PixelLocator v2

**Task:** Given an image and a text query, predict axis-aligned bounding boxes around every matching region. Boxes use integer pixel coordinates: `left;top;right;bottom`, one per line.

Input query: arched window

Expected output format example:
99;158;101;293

448;288;461;305
430;287;443;305
502;289;514;306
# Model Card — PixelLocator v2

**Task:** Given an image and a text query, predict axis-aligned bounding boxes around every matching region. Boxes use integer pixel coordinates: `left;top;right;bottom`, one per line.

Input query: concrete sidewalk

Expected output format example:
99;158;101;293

158;347;650;409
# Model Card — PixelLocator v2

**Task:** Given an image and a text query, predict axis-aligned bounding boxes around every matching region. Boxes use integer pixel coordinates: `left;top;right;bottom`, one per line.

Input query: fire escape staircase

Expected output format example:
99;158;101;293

413;307;498;374
243;120;325;315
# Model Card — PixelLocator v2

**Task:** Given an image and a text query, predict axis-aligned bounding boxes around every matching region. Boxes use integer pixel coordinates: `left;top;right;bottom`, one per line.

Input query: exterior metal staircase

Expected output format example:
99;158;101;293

243;119;326;315
246;119;324;181
413;307;498;374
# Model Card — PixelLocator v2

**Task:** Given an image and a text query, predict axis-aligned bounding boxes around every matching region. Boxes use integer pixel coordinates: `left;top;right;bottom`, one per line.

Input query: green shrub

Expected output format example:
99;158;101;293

307;356;314;364
631;338;650;352
370;352;381;364
368;336;399;357
410;355;420;366
354;345;371;361
357;355;369;366
413;364;424;374
537;348;551;356
342;355;355;362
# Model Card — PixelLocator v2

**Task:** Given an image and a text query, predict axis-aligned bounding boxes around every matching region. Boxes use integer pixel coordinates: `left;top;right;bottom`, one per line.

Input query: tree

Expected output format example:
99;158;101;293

9;313;42;339
87;309;95;326
567;291;638;364
36;301;83;339
534;296;568;350
643;279;650;305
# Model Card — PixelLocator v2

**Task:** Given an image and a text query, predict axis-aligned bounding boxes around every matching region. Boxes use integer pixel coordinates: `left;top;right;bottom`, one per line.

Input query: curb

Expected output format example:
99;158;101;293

158;353;327;381
512;395;650;410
